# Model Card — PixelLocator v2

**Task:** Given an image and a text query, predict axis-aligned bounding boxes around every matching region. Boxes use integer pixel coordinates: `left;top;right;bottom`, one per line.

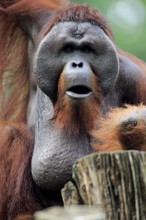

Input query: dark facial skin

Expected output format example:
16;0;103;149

1;2;146;217
31;21;119;194
35;21;119;103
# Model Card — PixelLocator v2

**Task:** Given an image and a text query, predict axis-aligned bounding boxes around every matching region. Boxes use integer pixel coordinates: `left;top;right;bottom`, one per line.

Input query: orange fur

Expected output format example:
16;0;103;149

40;4;114;43
0;2;70;219
0;12;29;122
119;49;146;74
92;105;146;152
13;213;33;220
55;71;102;135
0;0;69;13
0;122;41;220
0;0;69;123
0;1;146;219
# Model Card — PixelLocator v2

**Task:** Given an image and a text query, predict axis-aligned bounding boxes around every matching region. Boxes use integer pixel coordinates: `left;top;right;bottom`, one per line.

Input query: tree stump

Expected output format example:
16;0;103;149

34;206;105;220
62;150;146;219
34;151;146;219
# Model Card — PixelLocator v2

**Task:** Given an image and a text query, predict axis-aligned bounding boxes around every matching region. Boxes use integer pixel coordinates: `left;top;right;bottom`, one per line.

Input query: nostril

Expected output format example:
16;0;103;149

78;62;83;68
72;62;83;68
72;62;77;68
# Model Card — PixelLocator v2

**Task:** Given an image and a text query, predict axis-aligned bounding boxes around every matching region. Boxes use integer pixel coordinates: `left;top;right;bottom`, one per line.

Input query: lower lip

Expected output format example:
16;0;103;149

66;91;93;99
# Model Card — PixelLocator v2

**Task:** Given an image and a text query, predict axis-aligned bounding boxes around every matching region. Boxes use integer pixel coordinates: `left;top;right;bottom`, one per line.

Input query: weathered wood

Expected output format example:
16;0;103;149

61;181;81;205
62;151;146;219
34;206;105;220
34;151;146;219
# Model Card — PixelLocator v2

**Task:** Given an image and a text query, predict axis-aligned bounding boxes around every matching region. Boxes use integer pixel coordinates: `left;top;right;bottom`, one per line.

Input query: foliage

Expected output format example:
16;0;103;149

73;0;146;61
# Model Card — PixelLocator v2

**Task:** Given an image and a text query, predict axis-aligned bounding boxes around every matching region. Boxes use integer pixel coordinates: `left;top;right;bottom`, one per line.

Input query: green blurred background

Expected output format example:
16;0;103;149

73;0;146;61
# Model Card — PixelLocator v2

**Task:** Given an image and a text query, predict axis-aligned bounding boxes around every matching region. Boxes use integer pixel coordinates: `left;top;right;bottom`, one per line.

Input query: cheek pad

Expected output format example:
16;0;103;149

34;39;63;103
34;24;119;100
91;42;119;96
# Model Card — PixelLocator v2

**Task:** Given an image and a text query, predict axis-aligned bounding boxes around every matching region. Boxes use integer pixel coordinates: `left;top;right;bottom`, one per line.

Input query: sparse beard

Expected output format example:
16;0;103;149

54;95;101;135
55;73;103;135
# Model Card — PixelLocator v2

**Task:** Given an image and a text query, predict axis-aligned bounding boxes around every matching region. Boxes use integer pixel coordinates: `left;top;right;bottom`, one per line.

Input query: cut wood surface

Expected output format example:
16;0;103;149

62;150;146;219
35;151;146;220
34;206;105;220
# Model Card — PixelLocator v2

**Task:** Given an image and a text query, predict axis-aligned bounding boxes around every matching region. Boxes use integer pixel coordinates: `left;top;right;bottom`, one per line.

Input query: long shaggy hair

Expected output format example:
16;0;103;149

0;0;69;122
0;1;69;219
92;105;146;152
55;73;103;135
40;4;114;43
0;1;146;219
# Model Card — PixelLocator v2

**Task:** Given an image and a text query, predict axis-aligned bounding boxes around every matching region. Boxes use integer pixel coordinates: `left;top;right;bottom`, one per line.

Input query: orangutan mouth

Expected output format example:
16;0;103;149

66;85;92;99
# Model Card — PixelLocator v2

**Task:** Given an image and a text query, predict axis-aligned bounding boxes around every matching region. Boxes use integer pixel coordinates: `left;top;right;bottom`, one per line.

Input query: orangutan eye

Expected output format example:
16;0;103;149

80;45;94;53
64;44;74;53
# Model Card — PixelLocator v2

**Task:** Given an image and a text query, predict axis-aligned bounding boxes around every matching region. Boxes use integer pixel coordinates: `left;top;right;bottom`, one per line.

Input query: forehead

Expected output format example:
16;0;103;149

46;21;105;40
